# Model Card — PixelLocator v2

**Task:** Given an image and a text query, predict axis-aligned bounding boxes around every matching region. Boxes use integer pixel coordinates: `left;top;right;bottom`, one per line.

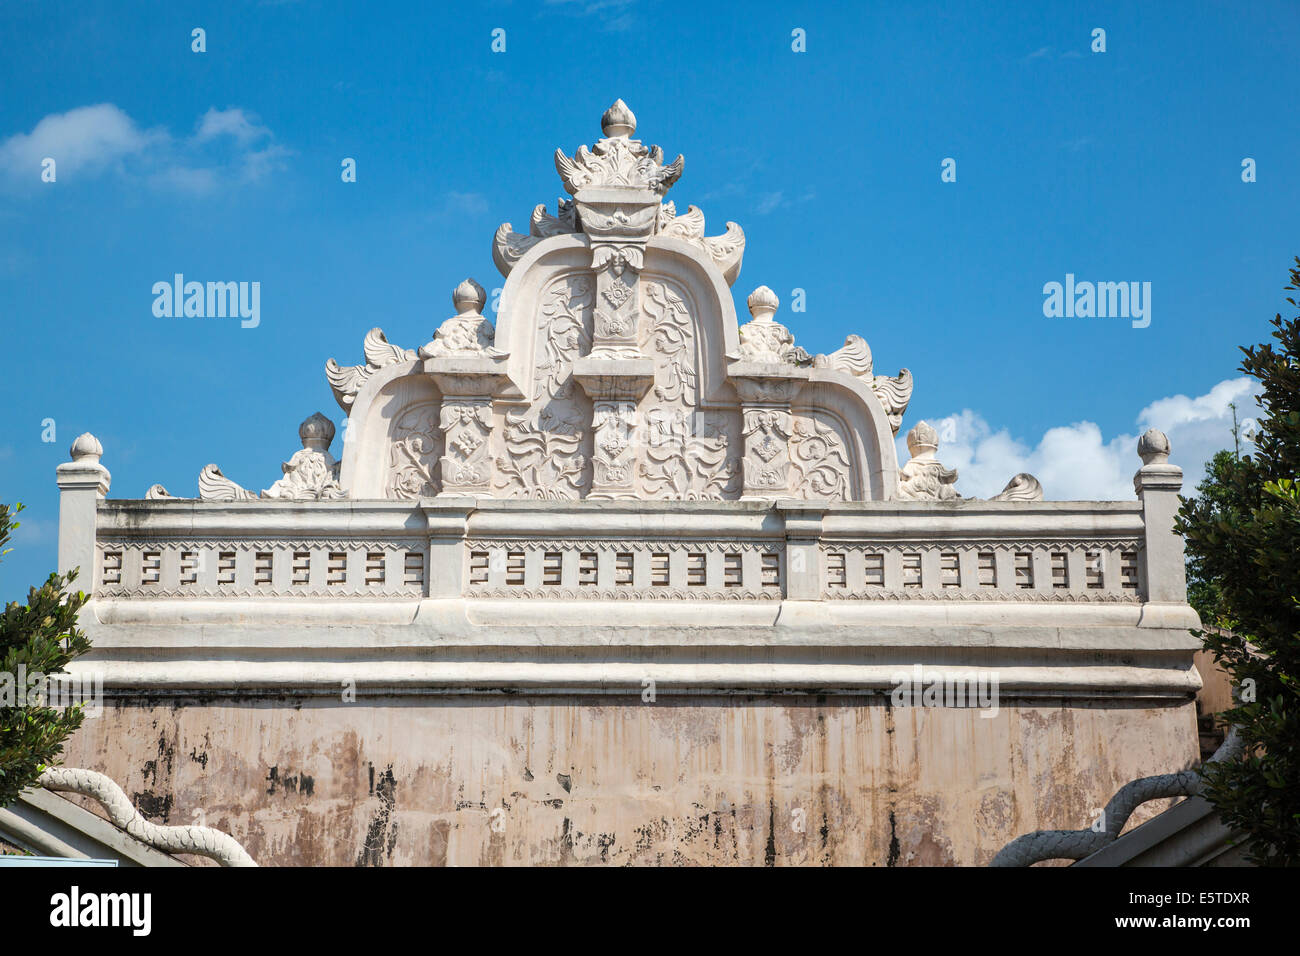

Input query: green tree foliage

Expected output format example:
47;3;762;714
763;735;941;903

1175;257;1300;865
0;502;92;808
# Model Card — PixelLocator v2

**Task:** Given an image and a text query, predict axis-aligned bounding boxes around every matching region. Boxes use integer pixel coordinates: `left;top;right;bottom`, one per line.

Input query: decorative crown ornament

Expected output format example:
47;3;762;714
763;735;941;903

554;98;684;197
493;99;745;284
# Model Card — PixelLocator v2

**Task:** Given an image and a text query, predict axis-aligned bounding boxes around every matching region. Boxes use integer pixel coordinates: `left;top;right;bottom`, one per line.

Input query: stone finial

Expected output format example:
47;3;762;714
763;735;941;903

452;278;487;316
419;279;499;358
58;431;111;501
906;421;939;459
601;98;636;138
1138;428;1171;466
746;286;779;322
298;412;336;451
69;432;103;464
897;421;958;501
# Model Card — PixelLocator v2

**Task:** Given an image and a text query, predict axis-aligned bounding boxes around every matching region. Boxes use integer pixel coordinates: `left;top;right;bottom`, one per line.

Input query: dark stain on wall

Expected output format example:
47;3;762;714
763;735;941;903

764;800;777;866
356;763;398;866
133;790;173;823
887;809;900;867
266;766;315;797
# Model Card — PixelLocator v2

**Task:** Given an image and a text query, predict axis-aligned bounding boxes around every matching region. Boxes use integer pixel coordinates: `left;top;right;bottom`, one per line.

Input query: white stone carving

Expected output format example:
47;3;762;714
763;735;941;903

199;413;345;501
735;287;811;365
70;432;103;463
198;464;256;501
740;408;792;494
818;334;873;377
492;200;579;276
871;369;913;436
494;274;593;499
1138;427;1171;465
492;100;744;285
39;767;256;867
897;421;960;501
638;407;737;500
496;409;588;499
589;401;640;498
789;415;851;500
657;201;745;286
326;328;417;411
553;98;683;196
182;99;933;505
387;402;442;499
438;400;495;495
812;336;912;437
419;279;502;358
641;280;698;405
263;413;346;500
992;473;1044;501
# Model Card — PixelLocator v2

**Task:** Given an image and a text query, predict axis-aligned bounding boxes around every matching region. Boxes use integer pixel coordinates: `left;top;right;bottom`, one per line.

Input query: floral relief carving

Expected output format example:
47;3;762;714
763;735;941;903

493;273;594;499
533;275;594;405
439;401;495;492
789;415;851;500
589;402;639;498
638;408;737;500
386;403;441;499
741;409;792;494
495;410;588;499
641;280;698;406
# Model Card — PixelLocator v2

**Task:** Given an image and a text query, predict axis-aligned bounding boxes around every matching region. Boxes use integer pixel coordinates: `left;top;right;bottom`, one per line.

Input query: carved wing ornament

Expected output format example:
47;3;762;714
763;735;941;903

326;328;418;411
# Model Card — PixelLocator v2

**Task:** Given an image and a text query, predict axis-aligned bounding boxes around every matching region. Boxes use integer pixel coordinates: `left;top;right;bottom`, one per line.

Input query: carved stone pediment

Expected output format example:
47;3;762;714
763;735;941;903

150;98;1053;507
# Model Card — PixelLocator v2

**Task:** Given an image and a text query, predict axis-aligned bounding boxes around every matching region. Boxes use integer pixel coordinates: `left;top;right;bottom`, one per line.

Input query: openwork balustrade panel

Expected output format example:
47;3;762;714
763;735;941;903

819;540;1142;602
461;537;784;600
95;539;428;598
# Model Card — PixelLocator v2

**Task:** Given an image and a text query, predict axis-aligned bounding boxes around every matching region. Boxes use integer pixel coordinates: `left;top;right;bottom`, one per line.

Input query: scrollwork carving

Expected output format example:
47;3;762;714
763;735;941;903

325;329;417;411
639;408;737;500
789;415;851;500
495;409;588;500
387;403;441;499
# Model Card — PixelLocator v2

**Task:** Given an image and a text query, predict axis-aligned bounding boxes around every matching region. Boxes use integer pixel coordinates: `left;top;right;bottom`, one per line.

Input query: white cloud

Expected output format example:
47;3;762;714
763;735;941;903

0;103;289;193
755;189;816;216
433;191;490;217
899;377;1260;500
544;0;639;32
195;107;270;145
0;103;159;176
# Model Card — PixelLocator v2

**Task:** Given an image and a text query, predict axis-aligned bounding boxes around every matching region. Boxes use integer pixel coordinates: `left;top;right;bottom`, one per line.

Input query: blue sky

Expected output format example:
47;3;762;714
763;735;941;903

1;0;1297;601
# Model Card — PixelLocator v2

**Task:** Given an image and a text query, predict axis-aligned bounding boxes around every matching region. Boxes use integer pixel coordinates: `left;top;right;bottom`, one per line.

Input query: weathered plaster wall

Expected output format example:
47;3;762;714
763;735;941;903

62;695;1198;866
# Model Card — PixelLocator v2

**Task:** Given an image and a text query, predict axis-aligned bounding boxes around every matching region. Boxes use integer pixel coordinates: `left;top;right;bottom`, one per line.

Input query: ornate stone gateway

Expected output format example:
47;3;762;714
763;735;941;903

55;102;1202;866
